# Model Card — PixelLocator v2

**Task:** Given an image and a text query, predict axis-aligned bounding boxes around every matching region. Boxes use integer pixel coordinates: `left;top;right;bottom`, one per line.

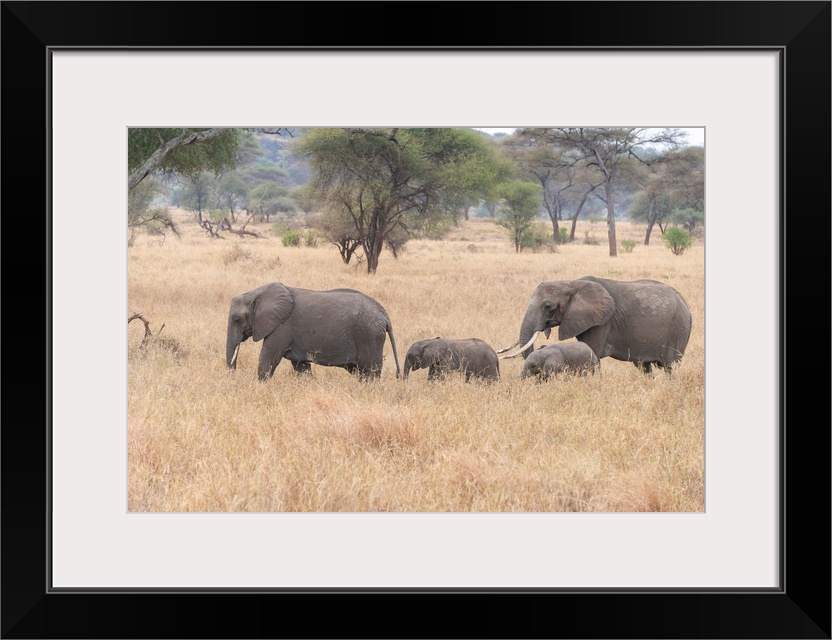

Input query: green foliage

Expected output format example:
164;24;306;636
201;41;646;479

620;239;636;253
246;181;300;222
559;228;570;244
128;128;243;178
669;207;704;234
520;222;553;251
127;178;180;244
281;230;302;247
216;173;248;213
179;172;216;218
304;230;319;247
420;216;455;241
208;209;226;223
496;180;543;252
663;226;693;255
296;127;506;273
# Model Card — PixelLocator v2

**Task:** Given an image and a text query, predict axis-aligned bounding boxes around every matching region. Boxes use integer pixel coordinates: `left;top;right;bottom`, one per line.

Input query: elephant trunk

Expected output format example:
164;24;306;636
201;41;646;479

226;330;242;370
402;354;415;379
517;312;542;359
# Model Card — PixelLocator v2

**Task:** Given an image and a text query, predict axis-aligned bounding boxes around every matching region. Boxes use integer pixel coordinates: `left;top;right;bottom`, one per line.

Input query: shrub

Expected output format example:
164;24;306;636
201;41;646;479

620;239;636;253
304;230;319;248
583;231;601;246
281;230;302;247
520;222;553;252
224;243;252;265
559;228;571;244
663;226;693;255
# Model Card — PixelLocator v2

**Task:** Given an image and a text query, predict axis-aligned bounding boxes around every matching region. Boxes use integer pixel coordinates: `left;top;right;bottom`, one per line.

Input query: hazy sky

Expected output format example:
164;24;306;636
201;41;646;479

476;127;705;147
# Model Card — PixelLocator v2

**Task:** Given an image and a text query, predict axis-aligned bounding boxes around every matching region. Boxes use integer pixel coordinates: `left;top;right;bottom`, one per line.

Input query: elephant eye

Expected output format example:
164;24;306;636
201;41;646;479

543;301;552;309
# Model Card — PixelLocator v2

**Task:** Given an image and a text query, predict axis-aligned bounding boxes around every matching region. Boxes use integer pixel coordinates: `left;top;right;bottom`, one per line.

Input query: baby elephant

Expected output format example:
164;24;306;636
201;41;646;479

521;342;600;380
403;337;500;381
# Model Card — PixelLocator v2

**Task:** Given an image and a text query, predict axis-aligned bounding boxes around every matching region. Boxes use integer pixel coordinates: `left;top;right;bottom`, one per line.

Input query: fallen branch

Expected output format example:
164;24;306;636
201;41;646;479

199;220;225;239
129;313;184;356
128;312;154;347
220;215;264;238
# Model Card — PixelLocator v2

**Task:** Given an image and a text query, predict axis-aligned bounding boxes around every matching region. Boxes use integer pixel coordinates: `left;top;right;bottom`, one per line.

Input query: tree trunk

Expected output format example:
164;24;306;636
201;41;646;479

365;233;384;274
644;196;655;245
605;180;617;257
545;195;560;244
569;190;591;242
645;219;656;245
463;204;470;221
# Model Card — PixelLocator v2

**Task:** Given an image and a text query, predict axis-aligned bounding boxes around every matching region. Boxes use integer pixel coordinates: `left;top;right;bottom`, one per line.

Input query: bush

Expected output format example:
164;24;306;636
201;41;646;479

663;226;693;255
620;239;636;253
224;243;252;265
304;230;319;247
583;231;601;246
281;230;302;247
520;223;553;252
559;228;570;244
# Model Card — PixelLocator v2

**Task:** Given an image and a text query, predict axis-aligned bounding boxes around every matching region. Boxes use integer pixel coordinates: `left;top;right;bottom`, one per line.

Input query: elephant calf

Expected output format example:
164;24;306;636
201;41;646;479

520;342;600;381
403;337;500;381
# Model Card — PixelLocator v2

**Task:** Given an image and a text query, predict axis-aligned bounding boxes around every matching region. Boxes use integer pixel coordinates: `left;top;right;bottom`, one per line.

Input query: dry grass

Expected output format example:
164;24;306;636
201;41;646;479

128;210;704;512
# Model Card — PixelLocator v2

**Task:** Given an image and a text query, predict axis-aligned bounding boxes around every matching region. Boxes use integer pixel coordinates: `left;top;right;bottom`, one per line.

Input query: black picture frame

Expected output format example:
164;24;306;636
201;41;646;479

3;2;829;638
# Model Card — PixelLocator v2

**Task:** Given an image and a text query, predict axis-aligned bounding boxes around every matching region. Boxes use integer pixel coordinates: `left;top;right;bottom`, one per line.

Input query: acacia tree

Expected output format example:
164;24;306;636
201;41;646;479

518;128;684;256
296;128;503;274
502;138;603;244
215;173;249;222
496;181;543;252
627;145;704;244
180;172;216;223
127;127;289;191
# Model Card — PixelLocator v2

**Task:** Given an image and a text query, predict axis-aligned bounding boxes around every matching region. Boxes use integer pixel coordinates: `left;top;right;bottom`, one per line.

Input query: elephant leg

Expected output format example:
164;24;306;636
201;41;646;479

578;325;610;359
427;364;445;381
355;362;382;381
292;360;312;375
259;351;282;381
633;361;653;374
258;328;292;380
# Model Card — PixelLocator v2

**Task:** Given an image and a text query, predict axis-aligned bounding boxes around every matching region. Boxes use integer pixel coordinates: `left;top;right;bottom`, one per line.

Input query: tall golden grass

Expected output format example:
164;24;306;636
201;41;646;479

128;211;704;512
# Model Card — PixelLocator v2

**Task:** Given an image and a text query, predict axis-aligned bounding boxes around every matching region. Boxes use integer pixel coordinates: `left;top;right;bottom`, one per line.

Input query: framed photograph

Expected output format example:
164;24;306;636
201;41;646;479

4;2;829;638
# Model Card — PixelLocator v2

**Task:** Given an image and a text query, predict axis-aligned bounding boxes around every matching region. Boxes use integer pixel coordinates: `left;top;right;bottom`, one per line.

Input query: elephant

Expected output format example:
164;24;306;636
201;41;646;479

402;337;500;381
520;342;600;380
226;282;400;381
498;276;692;373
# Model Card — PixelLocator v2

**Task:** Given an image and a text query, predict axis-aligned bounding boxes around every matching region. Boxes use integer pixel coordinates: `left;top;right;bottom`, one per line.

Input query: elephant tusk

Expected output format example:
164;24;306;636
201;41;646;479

498;331;539;360
230;344;240;367
495;339;520;354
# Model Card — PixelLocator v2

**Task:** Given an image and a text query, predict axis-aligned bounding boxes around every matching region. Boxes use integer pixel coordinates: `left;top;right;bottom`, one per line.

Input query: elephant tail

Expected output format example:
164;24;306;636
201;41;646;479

386;321;402;379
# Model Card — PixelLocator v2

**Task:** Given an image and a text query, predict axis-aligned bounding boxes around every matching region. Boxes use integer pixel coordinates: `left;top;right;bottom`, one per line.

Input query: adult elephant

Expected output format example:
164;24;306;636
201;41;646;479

499;276;692;373
403;337;500;381
226;283;400;380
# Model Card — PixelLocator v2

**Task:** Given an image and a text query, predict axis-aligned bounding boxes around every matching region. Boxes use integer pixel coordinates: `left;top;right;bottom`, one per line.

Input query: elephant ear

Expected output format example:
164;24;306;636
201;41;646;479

252;283;293;342
559;280;615;341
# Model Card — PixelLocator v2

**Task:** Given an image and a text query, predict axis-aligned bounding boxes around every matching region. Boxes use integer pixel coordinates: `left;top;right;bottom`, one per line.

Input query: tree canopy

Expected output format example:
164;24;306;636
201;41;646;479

127;127;290;192
516;127;685;256
296;127;506;273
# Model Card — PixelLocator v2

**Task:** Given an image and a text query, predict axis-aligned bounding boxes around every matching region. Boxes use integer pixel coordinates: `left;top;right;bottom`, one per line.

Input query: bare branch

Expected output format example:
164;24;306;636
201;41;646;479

128;312;153;346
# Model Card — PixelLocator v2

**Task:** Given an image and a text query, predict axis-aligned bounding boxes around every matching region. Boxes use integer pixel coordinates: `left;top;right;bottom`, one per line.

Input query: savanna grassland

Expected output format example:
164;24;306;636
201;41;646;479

128;212;704;513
